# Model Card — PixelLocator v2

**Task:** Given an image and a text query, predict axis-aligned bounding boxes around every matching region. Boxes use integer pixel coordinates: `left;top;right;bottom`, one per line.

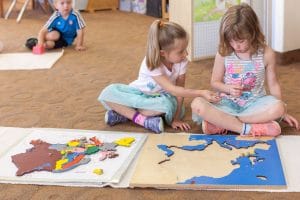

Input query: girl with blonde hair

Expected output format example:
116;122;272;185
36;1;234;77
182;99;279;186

98;20;220;133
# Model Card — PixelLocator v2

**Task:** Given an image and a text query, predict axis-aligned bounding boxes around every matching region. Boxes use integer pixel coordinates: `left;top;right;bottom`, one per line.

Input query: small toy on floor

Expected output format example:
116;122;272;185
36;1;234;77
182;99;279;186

25;37;38;50
25;38;45;54
32;44;45;55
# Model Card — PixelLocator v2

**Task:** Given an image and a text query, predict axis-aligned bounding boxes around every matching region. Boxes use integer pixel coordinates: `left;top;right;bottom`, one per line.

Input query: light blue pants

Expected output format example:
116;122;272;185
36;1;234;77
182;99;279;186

193;95;281;124
98;83;184;125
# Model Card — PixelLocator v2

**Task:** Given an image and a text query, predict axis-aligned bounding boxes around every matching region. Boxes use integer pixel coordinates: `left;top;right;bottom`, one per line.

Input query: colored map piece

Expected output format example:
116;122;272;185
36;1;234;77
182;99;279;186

114;137;135;147
11;140;62;176
99;151;119;161
11;136;120;176
101;143;117;151
93;168;103;175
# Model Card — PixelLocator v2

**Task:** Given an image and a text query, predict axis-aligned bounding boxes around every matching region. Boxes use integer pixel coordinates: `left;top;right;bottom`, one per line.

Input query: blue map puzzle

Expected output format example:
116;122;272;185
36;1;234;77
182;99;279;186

131;134;286;189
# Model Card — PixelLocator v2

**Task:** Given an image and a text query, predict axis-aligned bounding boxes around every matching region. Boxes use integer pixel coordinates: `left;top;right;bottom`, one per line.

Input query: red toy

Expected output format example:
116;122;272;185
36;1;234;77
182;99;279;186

32;45;45;54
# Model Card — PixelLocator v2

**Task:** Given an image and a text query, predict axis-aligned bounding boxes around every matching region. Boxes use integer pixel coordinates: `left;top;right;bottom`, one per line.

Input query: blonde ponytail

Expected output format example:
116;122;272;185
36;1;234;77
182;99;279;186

146;20;161;70
146;20;187;70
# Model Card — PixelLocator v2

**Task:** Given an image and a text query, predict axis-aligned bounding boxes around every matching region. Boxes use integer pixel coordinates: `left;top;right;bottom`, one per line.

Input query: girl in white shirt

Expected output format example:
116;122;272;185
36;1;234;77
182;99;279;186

98;20;220;133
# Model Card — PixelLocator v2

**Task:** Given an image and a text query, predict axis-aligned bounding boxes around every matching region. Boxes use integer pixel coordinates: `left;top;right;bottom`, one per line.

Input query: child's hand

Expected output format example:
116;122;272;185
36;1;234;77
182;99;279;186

202;90;221;103
283;113;299;130
227;84;243;97
171;120;191;132
75;45;86;51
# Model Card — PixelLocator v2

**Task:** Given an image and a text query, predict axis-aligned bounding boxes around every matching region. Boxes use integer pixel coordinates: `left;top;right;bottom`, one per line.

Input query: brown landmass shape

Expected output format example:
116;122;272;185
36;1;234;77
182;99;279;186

11;140;62;176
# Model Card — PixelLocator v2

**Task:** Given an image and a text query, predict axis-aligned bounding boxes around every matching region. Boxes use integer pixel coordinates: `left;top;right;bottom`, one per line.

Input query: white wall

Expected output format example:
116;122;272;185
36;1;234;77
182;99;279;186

272;0;300;52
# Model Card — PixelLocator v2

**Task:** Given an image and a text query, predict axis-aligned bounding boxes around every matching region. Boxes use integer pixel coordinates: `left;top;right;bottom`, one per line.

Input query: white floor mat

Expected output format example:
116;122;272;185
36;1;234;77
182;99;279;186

0;50;64;70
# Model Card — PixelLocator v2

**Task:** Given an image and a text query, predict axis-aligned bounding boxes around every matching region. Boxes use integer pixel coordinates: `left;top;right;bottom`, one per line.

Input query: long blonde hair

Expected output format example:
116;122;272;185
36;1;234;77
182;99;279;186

146;20;187;70
219;3;265;56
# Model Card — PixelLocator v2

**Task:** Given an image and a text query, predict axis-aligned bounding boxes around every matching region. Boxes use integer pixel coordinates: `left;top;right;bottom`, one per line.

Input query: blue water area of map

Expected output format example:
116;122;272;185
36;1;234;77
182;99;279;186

157;135;286;186
157;144;175;157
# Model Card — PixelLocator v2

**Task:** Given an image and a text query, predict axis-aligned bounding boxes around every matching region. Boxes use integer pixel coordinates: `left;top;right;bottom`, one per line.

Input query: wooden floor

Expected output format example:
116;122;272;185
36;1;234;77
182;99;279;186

0;4;300;200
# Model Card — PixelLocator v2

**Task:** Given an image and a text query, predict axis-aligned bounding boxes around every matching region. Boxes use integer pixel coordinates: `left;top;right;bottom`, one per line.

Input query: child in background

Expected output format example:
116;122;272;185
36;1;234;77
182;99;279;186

98;20;220;133
26;0;86;51
191;3;299;136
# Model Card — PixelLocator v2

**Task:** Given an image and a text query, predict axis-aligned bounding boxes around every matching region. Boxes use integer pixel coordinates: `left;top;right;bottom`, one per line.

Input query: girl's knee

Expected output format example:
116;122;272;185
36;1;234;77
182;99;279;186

191;97;208;115
269;101;286;117
191;97;201;110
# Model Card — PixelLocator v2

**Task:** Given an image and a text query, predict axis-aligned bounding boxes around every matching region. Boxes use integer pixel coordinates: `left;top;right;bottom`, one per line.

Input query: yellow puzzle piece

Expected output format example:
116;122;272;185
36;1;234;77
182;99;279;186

93;168;103;175
114;137;135;147
67;140;80;147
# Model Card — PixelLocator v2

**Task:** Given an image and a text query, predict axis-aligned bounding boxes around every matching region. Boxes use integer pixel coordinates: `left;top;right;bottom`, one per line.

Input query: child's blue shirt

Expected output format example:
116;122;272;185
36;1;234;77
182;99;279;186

44;9;86;45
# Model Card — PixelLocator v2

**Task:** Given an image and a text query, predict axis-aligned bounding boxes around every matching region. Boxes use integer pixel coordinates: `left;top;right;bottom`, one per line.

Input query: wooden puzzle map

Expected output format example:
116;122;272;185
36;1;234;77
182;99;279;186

131;134;286;189
0;129;147;185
